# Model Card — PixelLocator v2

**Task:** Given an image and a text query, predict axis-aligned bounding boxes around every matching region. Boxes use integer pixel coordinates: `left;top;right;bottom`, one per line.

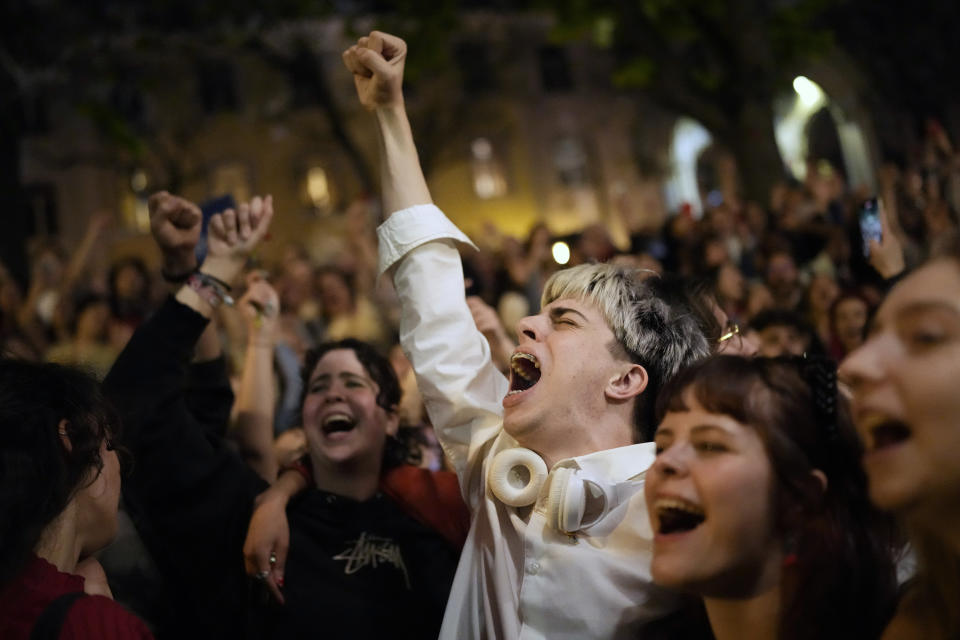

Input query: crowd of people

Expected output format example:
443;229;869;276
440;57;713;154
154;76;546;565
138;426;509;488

2;29;960;640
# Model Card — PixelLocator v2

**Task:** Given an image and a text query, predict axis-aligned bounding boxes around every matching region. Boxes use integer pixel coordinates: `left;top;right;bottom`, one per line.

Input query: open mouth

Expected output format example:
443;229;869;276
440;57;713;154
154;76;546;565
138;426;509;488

322;413;356;435
654;498;706;535
508;352;541;396
863;416;912;452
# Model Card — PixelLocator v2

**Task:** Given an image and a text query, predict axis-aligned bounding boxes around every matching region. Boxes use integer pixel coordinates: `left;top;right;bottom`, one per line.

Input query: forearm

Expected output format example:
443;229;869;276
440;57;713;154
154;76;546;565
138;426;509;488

184;355;234;437
193;319;222;362
234;341;278;482
62;230;99;291
375;105;432;215
260;466;309;506
17;285;42;329
173;256;239;320
103;296;210;454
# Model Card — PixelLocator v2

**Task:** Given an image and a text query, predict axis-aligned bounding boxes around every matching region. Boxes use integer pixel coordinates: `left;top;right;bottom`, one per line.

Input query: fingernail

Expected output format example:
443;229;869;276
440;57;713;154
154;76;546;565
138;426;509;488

277;576;284;588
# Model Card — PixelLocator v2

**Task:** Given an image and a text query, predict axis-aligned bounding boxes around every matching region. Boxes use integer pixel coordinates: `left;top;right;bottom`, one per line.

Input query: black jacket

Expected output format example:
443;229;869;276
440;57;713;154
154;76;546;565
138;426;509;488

103;297;459;640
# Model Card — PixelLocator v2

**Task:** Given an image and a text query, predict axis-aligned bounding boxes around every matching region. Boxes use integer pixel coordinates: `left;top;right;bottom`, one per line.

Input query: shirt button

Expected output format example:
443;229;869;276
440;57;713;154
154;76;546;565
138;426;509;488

527;562;541;575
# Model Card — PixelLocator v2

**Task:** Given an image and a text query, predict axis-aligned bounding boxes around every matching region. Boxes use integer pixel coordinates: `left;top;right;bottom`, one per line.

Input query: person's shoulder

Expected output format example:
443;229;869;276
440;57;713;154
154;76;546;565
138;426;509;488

62;595;154;639
383;465;459;497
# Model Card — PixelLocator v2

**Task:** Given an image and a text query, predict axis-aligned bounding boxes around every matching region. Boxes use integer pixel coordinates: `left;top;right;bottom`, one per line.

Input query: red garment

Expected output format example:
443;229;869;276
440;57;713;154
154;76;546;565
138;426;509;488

0;555;153;640
287;457;472;551
380;466;471;550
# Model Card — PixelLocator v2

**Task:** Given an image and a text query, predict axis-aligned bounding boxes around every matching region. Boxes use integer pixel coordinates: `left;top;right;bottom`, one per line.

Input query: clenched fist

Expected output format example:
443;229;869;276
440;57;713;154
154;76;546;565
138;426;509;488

148;191;202;274
342;31;407;110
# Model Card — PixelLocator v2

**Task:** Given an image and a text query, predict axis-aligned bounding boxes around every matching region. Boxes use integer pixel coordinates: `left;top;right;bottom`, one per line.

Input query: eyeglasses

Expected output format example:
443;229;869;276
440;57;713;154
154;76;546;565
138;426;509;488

718;323;740;344
717;323;744;353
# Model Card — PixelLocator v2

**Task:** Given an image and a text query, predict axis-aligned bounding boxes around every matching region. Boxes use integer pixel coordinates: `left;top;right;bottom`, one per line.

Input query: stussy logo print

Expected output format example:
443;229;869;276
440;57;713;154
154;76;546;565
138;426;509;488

333;532;410;588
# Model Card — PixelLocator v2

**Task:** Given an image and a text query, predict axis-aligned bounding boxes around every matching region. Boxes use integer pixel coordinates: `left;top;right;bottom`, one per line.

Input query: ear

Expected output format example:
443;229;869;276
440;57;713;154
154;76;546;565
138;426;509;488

58;419;72;452
384;406;401;438
604;363;648;402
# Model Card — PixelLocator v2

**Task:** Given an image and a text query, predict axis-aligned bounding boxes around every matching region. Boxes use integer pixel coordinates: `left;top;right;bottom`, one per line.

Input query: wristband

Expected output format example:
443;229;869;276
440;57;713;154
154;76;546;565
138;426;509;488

186;272;234;307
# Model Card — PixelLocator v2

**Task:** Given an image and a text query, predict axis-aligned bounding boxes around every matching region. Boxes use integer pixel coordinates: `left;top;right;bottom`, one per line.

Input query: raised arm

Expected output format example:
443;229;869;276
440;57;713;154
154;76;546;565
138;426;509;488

102;194;275;634
231;274;281;482
343;33;509;504
148;192;234;433
343;32;430;215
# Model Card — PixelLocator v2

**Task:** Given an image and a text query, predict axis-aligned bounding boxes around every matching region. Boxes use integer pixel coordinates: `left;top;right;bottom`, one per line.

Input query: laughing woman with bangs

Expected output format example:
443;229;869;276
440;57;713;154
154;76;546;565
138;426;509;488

643;356;902;640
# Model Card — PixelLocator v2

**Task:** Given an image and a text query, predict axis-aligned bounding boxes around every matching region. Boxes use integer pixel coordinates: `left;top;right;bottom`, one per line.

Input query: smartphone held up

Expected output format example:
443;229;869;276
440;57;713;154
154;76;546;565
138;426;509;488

859;197;882;257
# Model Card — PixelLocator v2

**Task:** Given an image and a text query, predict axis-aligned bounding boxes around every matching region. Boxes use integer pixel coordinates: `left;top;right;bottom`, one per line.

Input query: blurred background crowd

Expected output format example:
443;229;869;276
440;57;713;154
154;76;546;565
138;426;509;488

1;131;954;465
4;1;960;636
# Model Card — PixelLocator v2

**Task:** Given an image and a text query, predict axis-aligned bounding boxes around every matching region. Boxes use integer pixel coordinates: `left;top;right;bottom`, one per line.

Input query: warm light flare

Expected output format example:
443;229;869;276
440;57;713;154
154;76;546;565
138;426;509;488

552;241;570;265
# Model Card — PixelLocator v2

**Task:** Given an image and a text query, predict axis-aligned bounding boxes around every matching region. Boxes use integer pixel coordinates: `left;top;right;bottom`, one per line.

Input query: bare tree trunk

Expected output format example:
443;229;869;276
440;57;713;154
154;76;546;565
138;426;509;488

726;99;786;205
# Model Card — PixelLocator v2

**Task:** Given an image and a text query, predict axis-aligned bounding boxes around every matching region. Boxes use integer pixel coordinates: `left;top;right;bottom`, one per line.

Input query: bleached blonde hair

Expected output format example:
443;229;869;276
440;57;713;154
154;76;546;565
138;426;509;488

542;263;711;439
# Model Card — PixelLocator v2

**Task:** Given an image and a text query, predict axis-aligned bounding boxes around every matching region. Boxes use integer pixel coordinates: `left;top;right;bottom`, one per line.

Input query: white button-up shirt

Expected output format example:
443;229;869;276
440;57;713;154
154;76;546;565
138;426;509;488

378;205;679;640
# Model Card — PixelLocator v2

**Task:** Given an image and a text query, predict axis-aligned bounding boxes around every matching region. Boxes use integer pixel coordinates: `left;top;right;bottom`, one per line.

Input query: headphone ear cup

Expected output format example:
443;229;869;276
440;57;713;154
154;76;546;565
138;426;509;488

488;448;548;507
546;467;586;534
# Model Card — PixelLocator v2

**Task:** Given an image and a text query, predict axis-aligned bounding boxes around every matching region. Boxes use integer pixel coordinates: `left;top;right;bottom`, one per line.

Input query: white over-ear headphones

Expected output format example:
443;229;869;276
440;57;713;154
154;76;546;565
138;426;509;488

488;448;640;534
487;447;548;507
544;466;616;534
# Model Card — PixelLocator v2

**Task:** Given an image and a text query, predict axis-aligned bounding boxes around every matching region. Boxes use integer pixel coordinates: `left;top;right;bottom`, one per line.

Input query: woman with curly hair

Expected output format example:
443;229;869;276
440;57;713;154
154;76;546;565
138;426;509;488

0;359;152;639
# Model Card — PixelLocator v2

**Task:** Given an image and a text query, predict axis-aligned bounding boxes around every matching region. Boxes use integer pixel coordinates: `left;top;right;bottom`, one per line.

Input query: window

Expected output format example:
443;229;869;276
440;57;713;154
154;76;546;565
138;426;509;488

197;59;239;114
455;42;495;94
552;136;589;188
471;137;508;199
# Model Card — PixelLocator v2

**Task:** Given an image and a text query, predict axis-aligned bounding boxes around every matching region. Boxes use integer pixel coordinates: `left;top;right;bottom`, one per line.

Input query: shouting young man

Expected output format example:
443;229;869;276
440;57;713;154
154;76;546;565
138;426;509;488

341;31;712;639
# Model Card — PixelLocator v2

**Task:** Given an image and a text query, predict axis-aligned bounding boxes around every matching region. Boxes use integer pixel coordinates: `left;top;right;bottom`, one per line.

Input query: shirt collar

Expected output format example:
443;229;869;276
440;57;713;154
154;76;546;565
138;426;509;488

553;442;656;483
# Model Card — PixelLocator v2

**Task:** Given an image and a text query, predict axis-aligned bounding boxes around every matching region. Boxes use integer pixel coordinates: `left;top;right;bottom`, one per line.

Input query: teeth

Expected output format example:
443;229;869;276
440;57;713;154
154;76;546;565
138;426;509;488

858;413;896;433
654;498;704;517
506;389;525;396
510;352;540;380
323;413;352;427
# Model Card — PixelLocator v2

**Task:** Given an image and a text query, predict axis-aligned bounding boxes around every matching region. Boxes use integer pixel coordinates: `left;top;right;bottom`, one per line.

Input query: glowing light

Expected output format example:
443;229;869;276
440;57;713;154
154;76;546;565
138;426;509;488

471;137;493;161
792;76;824;108
131;169;147;192
776;76;828;179
551;241;570;265
665;117;712;217
306;166;331;209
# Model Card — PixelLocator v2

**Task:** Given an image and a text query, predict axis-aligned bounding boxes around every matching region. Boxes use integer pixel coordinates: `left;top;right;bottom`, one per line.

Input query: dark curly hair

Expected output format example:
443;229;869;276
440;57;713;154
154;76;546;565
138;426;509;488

299;339;419;469
0;359;121;587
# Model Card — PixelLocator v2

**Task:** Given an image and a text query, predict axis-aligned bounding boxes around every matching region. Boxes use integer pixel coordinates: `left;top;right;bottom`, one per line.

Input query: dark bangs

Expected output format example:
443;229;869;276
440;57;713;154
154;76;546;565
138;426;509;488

654;355;901;640
656;356;788;439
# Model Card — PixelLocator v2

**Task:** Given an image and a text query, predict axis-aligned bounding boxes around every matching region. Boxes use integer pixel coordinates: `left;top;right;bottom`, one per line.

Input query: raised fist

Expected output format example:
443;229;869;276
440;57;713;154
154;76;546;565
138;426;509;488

203;196;274;289
239;271;280;340
148;191;202;273
342;31;406;110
